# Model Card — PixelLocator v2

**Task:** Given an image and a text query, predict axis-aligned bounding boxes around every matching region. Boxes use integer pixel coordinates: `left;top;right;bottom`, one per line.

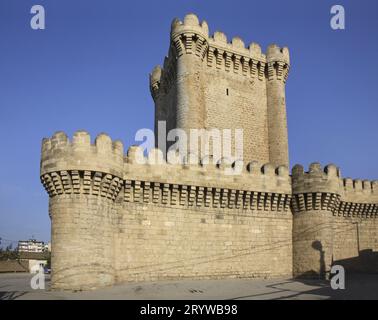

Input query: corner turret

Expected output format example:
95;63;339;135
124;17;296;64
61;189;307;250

266;44;290;167
40;131;124;290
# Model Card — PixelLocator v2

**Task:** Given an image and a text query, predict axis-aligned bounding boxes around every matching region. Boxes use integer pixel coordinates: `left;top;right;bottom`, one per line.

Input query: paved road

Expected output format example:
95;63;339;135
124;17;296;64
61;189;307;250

0;273;377;300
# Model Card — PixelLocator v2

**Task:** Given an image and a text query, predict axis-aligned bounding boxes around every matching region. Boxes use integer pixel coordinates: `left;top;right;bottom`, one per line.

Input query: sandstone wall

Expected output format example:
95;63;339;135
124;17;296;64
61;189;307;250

115;202;292;282
116;148;292;282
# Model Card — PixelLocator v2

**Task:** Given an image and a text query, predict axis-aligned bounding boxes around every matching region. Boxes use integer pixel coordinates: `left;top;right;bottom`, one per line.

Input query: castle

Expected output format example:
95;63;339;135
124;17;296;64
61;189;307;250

40;14;378;290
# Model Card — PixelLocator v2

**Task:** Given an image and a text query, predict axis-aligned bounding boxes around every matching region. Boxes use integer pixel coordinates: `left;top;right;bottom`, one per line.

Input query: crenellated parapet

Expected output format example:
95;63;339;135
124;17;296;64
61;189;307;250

167;13;290;81
291;162;342;214
339;178;378;218
206;33;267;80
122;146;292;212
151;13;291;100
291;162;378;218
266;44;290;83
40;133;292;213
41;133;378;218
170;13;209;59
341;178;378;203
40;131;124;200
292;162;341;194
149;65;162;102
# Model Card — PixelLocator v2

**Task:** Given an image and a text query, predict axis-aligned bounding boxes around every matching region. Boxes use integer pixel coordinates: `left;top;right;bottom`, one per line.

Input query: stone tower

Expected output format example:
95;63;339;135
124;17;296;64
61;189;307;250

150;13;290;167
40;13;378;291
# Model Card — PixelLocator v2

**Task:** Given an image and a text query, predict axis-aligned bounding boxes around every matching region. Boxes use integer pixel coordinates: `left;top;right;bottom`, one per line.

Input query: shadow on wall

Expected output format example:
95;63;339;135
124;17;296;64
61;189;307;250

294;240;328;279
312;240;326;276
296;240;378;279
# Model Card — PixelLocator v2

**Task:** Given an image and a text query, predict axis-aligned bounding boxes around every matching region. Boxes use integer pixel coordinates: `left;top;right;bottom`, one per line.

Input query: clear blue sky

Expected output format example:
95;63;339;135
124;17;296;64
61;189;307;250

0;0;377;245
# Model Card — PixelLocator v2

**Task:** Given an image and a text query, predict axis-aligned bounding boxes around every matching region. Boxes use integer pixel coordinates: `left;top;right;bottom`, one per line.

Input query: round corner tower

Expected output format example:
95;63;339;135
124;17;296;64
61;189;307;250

266;44;290;167
40;131;124;290
291;163;342;278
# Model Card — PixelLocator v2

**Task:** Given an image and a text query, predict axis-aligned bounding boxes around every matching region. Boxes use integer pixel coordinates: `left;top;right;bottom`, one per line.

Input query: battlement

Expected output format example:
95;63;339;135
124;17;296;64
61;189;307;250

291;162;378;217
292;162;378;200
151;13;290;91
266;44;290;82
171;13;209;41
122;146;292;211
291;162;342;195
266;44;290;64
41;131;124;177
342;177;378;203
124;146;291;193
41;133;378;217
169;13;271;63
40;132;293;211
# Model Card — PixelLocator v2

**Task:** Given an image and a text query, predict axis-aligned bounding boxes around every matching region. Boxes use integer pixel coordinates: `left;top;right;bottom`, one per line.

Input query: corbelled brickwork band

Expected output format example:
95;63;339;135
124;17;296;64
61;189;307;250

41;171;122;200
40;14;378;290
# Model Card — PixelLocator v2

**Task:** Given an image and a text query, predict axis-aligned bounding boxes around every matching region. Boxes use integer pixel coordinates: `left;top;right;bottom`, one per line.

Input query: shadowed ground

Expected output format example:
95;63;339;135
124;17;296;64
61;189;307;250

0;272;377;300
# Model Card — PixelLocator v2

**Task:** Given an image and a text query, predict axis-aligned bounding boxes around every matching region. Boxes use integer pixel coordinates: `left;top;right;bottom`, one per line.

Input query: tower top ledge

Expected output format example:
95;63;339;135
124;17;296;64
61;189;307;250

170;13;289;64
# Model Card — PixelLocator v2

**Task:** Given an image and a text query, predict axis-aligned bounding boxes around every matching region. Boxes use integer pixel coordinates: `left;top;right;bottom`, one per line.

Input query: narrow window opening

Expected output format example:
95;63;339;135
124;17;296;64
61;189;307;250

226;88;229;96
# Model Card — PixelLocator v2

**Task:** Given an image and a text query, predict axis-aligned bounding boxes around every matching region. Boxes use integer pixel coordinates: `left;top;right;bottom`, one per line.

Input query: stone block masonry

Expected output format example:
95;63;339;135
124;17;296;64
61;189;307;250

40;14;378;290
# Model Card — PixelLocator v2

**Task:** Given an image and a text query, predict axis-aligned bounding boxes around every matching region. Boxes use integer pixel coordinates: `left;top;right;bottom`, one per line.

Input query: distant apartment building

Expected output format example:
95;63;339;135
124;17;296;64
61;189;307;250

18;239;45;253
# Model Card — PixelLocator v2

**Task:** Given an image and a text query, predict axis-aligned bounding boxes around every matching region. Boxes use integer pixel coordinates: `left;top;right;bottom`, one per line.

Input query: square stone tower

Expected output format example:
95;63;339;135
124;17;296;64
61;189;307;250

150;13;290;167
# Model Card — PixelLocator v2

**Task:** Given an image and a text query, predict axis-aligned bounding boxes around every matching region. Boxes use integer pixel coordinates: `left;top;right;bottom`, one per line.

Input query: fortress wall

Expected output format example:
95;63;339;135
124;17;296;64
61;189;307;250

331;178;378;272
41;132;293;289
115;203;292;282
40;132;378;290
114;148;293;281
332;217;378;271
